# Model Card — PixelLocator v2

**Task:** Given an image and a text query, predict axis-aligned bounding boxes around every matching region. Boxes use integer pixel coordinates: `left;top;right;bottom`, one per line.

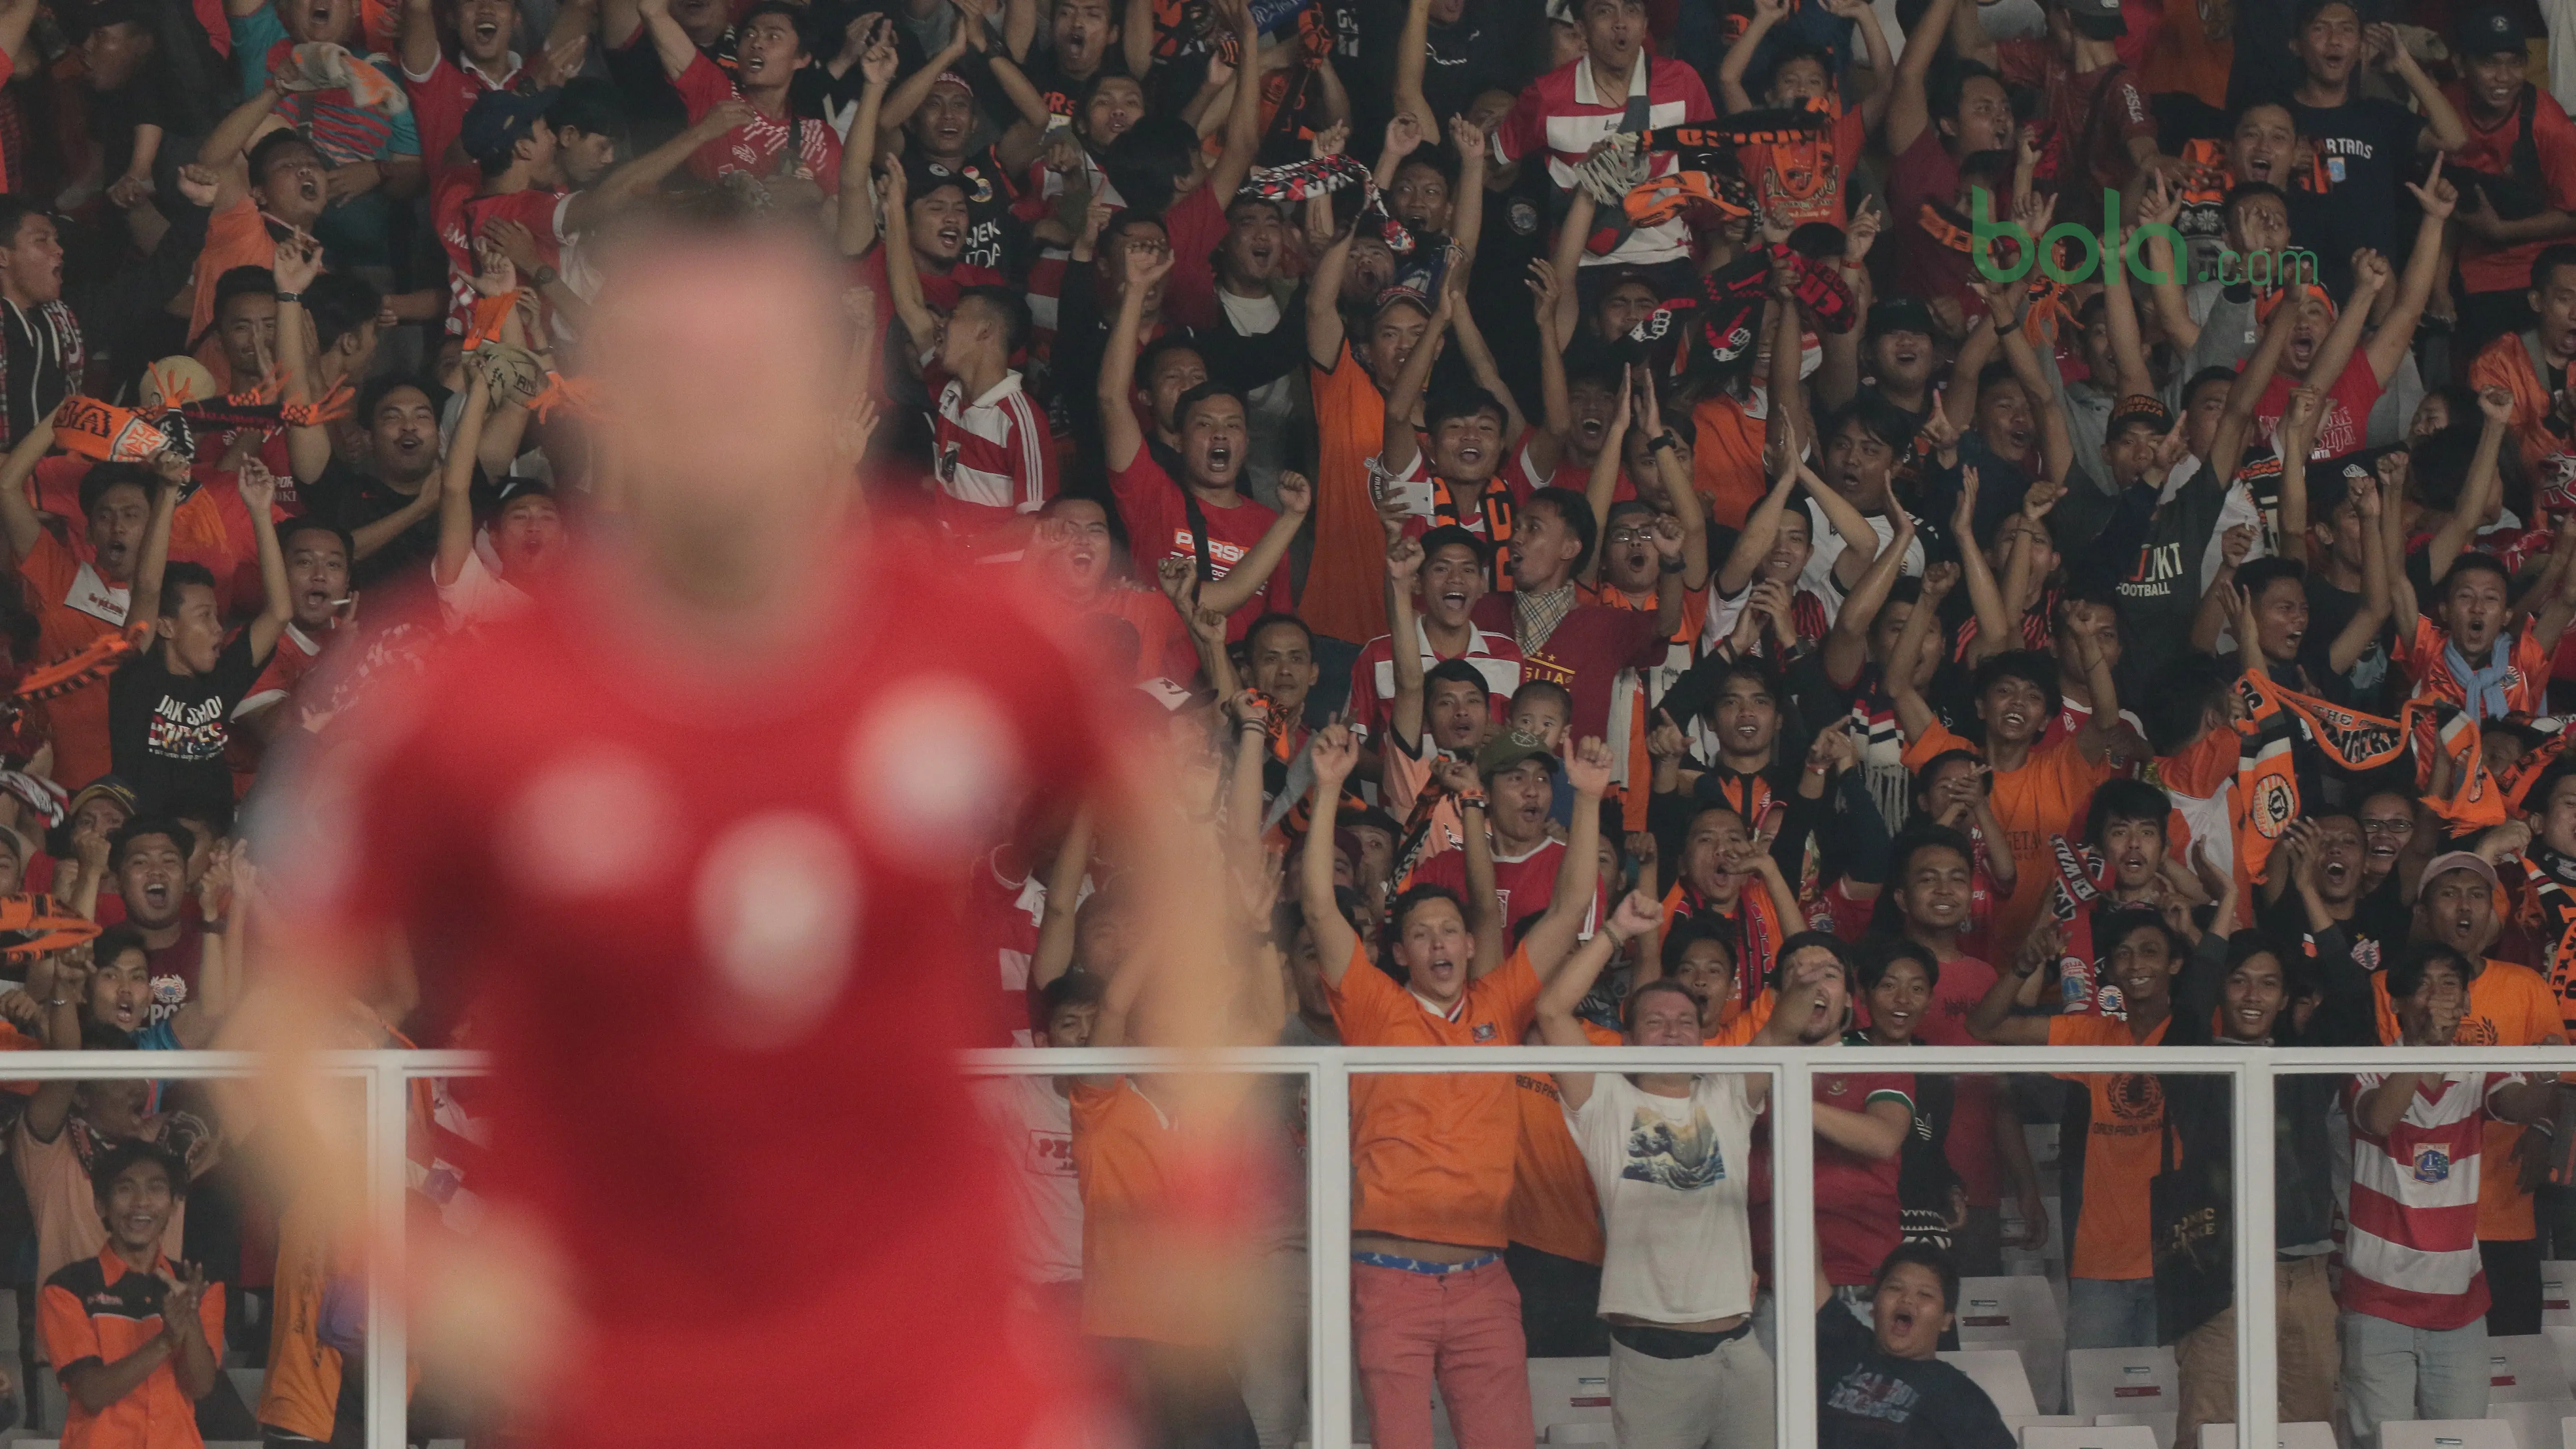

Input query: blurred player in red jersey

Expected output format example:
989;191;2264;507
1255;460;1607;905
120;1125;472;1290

243;216;1244;1449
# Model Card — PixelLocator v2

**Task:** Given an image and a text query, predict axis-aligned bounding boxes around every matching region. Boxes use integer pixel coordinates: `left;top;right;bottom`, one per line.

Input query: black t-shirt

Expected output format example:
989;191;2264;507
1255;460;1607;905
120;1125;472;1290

2093;471;2229;696
308;457;479;588
2284;95;2426;284
108;629;270;819
604;29;738;154
1817;1302;2016;1449
922;147;1024;275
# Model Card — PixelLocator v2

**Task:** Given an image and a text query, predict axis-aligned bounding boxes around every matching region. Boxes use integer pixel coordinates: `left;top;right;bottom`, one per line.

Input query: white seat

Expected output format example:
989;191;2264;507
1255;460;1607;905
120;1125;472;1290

224;1365;264;1412
2194;1424;2339;1449
2093;1411;2177;1449
2375;1421;2520;1449
1540;1428;1613;1444
1524;1358;1611;1432
2488;1398;2576;1448
2561;1417;2576;1449
1941;1348;2042;1419
2021;1429;2158;1449
1962;1277;2072;1412
2545;1262;2576;1328
2067;1347;2181;1422
2492;1337;2576;1403
2011;1416;2091;1430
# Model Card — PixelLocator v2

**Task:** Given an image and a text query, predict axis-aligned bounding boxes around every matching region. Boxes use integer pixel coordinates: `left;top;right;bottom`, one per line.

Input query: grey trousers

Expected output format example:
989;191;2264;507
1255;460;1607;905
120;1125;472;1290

1607;1330;1776;1449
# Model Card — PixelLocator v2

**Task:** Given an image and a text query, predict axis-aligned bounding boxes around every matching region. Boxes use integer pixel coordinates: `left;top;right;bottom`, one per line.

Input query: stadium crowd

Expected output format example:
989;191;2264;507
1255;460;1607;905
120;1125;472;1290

0;0;2563;1436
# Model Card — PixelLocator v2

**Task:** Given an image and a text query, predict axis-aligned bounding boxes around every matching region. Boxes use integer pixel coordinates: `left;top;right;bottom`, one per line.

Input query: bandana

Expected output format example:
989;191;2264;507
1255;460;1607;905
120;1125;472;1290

2255;282;2334;328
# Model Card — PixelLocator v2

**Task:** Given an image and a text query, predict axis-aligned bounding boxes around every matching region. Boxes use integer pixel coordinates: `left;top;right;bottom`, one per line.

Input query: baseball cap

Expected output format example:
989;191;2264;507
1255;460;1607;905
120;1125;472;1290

2060;0;2125;38
930;69;974;95
459;88;560;167
1476;729;1561;780
2458;3;2526;56
2417;850;2500;900
1545;0;1576;23
2108;393;2174;435
1866;296;1934;340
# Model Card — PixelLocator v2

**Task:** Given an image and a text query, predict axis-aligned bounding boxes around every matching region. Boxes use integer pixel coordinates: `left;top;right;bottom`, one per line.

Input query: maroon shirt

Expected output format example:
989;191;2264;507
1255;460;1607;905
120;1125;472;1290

1469;595;1667;743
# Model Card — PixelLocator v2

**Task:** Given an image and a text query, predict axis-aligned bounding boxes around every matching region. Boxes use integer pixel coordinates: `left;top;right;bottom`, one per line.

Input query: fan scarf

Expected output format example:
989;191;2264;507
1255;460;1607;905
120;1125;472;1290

1919;203;2073;345
2234;671;2505;835
2503;730;2570;811
0;893;101;964
51;396;191;465
1659;877;1778;1023
2045;836;2118;1016
1621;170;1752;230
1241;154;1412;254
1625;251;1770;379
1637;105;1833;158
2520;853;2576;1008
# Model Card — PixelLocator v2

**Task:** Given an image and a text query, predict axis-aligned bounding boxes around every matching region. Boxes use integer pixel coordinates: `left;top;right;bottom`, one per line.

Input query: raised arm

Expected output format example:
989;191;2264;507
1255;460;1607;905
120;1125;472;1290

2328;475;2393;673
1720;458;1801;596
877;23;974;137
1386;534;1429;743
2424;389;2511;583
122;457;182;633
1885;560;1956;742
1527;254;1580;480
2363;163;2457;387
431;373;492;595
2372;22;2467;153
1200;0;1265;207
1301;724;1365;983
2068;618;2125;764
1392;0;1439;136
1028;806;1095;992
1836;0;1897;129
0;408;54;565
633;0;702;81
1717;0;1788;112
1949;464;2016;649
1379;276;1457;479
1522;738;1615;981
1306;229;1354;368
1968;920;2060;1043
1886;0;1964;156
1640;376;1706;587
2207;285;2306;488
1537;892;1662;1111
239;462;291;661
1098;244;1171;474
1194;472;1311;614
1825;508;1919;687
2135;176;2201;348
1794;457;1881;591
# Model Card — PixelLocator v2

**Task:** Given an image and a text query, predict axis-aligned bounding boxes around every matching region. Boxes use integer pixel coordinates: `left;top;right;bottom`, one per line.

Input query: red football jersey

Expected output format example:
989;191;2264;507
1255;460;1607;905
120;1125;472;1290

276;542;1101;1449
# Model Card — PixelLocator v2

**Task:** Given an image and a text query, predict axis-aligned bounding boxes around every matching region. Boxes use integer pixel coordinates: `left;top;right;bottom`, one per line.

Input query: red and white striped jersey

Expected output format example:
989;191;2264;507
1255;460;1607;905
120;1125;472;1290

2340;1072;2501;1330
934;371;1057;554
1493;55;1714;269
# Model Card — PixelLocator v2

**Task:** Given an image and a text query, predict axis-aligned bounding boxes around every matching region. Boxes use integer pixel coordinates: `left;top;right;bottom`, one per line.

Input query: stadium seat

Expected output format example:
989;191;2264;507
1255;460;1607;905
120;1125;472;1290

2093;1411;2177;1449
1524;1358;1611;1436
2067;1346;2181;1423
2548;1327;2576;1385
2021;1427;2159;1449
1942;1347;2043;1418
1962;1275;2070;1414
1540;1427;1613;1444
2488;1398;2576;1448
2194;1423;2338;1449
2491;1336;2576;1403
224;1365;264;1412
2374;1421;2520;1449
2544;1263;2576;1329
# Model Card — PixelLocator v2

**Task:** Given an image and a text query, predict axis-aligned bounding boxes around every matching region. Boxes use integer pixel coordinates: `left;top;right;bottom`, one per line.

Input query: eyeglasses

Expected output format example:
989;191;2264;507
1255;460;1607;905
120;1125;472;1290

1605;526;1654;544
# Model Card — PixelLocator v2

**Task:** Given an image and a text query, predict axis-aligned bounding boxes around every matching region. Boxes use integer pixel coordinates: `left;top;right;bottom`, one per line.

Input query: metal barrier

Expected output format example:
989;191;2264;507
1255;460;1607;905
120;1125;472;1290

29;1042;2576;1449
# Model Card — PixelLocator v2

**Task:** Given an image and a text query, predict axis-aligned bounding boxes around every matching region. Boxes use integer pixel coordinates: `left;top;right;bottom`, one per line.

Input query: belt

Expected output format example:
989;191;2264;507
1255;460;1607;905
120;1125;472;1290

1610;1320;1755;1359
1352;1250;1501;1276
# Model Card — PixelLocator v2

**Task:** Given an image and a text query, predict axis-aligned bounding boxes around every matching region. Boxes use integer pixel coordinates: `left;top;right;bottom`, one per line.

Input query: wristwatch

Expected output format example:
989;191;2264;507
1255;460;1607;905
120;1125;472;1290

531;265;561;288
1648;433;1677;453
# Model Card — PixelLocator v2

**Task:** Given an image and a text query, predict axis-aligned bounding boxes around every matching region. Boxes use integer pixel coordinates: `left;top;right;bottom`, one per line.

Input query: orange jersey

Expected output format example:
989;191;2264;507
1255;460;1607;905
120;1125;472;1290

2393;615;2553;717
40;1249;226;1449
1903;721;2121;961
1328;940;1541;1248
2049;1013;2172;1281
1305;344;1394;646
1071;1077;1235;1344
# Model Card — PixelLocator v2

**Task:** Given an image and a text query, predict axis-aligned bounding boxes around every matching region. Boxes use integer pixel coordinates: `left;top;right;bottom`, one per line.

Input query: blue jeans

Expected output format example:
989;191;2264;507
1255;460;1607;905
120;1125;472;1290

2066;1276;2158;1350
2340;1310;2489;1449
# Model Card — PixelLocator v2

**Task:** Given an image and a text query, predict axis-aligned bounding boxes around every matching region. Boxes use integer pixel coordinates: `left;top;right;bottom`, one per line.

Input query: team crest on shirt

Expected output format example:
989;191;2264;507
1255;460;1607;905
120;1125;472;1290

2413;1146;2452;1183
1472;1022;1496;1042
1825;1077;1848;1096
1508;198;1539;236
151;975;185;1007
2351;937;2382;972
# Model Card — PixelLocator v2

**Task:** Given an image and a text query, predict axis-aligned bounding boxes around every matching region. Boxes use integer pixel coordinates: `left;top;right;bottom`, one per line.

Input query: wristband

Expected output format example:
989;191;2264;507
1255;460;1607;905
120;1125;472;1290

274;291;303;304
1455;790;1488;810
531;266;560;288
1993;319;2020;338
1659;557;1685;574
1648;434;1677;452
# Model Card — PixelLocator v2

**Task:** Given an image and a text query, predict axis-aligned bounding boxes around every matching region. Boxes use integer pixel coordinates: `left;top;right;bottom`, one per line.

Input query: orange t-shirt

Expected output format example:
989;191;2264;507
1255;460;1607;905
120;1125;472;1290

2393;614;2553;717
39;1249;225;1449
1903;721;2120;962
1691;391;1771;531
2050;1012;2171;1282
1304;343;1393;647
2372;957;2566;1240
1070;1076;1228;1344
1506;1064;1605;1263
1705;989;1776;1046
2467;331;2569;481
1329;939;1541;1248
18;529;132;789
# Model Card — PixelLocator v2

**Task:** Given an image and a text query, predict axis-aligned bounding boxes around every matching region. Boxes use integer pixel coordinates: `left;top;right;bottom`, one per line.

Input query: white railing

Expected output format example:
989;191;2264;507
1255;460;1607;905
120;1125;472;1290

32;1043;2576;1449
